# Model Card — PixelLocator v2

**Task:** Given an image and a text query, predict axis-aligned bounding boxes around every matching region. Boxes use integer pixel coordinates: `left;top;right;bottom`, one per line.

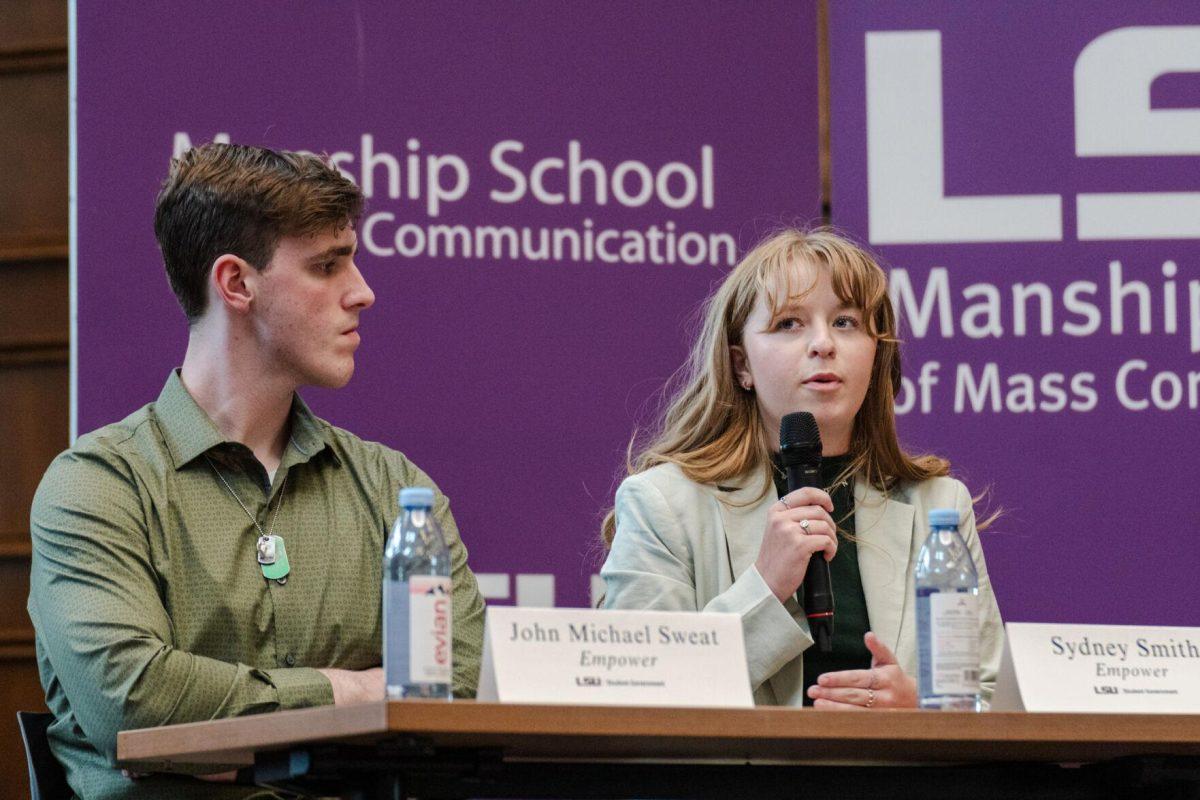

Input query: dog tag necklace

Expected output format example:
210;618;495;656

205;456;291;584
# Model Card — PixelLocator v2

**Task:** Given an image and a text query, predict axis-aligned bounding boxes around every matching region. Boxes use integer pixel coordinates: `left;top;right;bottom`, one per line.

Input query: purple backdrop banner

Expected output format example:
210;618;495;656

74;1;820;608
830;2;1199;625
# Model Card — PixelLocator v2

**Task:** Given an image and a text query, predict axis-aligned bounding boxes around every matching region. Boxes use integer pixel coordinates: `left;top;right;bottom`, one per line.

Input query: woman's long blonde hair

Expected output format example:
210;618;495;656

600;228;952;547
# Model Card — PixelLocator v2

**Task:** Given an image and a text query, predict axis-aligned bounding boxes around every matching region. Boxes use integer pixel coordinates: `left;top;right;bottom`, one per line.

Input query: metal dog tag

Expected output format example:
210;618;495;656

258;535;290;583
256;535;277;565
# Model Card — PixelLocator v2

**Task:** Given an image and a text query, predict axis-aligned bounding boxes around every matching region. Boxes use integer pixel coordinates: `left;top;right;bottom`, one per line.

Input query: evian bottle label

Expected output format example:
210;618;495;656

408;575;453;683
929;592;981;695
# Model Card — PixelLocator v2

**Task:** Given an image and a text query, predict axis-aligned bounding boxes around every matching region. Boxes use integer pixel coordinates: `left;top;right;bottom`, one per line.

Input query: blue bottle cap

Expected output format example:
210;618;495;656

399;487;435;508
928;508;960;527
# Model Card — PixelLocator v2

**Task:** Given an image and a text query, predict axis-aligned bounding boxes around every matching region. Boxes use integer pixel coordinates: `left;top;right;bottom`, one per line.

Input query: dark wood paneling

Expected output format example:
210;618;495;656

0;234;68;264
0;1;67;796
0;0;68;47
0;583;36;799
0;40;66;73
0;258;68;341
0;541;32;559
0;363;68;546
0;69;68;240
0;2;67;794
0;657;47;799
0;563;32;636
1;656;45;794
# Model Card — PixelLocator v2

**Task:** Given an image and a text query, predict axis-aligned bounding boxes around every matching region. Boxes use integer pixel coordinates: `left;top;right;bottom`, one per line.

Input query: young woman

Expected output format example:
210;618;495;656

600;229;1003;708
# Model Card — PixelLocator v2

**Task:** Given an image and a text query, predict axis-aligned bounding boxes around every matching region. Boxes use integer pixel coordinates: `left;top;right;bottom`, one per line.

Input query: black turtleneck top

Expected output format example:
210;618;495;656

770;452;872;706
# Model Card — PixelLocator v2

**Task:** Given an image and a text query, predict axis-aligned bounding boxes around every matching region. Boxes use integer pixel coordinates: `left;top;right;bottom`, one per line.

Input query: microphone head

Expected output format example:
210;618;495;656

779;411;821;465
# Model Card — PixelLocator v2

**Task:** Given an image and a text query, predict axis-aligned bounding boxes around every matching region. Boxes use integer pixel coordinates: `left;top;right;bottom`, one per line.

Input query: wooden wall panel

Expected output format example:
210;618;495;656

0;562;33;635
0;259;68;342
0;69;68;242
0;363;69;548
1;2;66;795
0;657;44;794
0;0;68;45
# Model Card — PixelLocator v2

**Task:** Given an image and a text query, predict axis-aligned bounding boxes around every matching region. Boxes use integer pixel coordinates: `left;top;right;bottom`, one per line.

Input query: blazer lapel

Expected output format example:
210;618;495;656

714;471;775;585
854;481;915;654
715;470;808;707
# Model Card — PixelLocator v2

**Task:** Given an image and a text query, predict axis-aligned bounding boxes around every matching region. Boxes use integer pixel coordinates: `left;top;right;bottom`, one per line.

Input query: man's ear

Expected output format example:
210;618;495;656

729;345;753;391
211;254;255;314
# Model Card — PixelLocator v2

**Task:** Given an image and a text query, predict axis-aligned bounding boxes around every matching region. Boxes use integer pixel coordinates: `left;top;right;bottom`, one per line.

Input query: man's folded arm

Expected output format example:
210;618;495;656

29;449;333;765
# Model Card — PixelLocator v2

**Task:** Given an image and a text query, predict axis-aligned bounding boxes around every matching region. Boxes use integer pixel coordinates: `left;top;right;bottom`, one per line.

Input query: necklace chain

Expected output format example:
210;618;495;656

205;455;288;539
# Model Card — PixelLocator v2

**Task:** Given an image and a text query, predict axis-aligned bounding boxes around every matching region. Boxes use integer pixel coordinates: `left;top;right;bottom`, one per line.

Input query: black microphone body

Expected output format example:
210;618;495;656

779;412;834;652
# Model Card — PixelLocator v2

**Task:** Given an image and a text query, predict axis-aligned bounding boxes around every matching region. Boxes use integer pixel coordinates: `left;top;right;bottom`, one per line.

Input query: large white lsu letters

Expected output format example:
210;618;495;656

1075;26;1200;240
865;31;1063;244
866;26;1200;245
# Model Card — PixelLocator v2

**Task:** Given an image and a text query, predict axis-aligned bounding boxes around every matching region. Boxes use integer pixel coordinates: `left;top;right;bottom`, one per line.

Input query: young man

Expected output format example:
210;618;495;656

28;143;486;798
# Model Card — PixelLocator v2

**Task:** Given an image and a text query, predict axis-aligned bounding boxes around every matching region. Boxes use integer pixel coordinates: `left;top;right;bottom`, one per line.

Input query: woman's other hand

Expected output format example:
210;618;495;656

807;632;918;709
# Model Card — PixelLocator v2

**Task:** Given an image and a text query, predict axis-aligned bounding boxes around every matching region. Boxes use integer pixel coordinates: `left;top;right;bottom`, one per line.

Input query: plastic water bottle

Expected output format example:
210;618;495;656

384;487;452;699
916;507;981;711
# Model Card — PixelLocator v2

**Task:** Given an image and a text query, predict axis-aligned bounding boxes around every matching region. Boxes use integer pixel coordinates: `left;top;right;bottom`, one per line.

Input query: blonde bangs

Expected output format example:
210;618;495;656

821;243;895;342
746;230;895;344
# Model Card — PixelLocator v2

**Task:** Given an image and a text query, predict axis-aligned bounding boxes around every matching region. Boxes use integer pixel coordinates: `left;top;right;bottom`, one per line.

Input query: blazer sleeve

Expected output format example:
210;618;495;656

954;480;1005;707
601;472;807;690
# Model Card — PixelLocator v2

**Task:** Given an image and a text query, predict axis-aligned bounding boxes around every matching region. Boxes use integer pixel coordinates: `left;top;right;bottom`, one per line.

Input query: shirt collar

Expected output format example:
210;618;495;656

154;370;337;470
286;392;339;467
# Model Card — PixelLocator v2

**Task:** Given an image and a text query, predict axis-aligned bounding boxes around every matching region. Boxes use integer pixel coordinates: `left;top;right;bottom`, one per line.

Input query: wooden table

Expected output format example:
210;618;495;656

118;701;1200;798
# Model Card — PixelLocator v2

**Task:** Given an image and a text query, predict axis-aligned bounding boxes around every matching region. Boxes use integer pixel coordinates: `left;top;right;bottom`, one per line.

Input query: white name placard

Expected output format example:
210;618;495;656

477;607;753;707
992;622;1200;713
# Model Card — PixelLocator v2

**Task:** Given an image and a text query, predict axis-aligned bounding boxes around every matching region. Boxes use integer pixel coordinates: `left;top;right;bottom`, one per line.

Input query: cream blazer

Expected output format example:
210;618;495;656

600;463;1005;706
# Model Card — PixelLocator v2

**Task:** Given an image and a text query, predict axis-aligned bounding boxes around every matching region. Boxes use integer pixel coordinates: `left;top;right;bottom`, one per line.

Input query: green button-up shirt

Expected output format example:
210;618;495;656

28;372;486;799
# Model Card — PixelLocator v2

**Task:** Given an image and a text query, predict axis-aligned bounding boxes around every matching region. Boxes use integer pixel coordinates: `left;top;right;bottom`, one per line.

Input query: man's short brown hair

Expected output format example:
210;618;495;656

154;142;364;322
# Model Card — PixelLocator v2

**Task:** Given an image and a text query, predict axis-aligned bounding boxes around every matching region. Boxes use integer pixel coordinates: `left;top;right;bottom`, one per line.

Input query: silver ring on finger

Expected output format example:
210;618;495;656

799;519;810;531
778;497;791;510
865;688;875;709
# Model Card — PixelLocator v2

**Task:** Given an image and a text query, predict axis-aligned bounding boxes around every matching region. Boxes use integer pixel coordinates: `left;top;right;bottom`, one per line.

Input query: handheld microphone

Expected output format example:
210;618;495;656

779;411;834;652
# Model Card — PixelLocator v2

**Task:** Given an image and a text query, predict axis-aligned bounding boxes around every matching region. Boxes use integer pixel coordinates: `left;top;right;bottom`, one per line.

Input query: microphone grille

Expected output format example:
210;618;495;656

779;411;821;452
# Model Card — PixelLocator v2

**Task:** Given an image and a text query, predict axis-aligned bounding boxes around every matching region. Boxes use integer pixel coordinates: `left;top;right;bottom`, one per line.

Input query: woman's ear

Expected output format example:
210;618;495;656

729;345;753;391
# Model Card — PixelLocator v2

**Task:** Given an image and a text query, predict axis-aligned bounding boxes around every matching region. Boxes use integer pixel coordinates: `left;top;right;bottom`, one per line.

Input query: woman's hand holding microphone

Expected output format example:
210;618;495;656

754;487;837;605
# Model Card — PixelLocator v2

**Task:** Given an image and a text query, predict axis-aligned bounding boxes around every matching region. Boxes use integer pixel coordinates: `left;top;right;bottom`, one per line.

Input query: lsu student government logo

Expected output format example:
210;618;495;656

866;26;1200;244
1094;685;1119;695
575;676;602;687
